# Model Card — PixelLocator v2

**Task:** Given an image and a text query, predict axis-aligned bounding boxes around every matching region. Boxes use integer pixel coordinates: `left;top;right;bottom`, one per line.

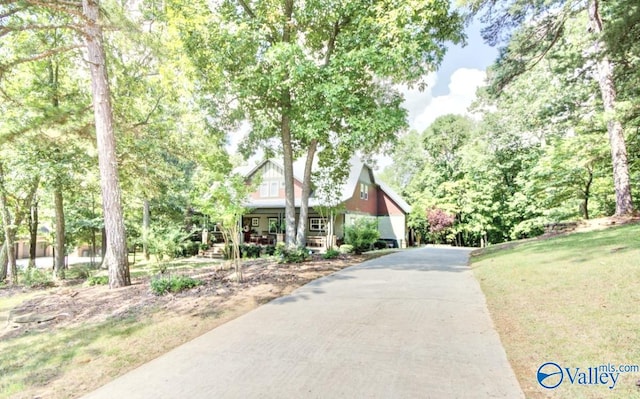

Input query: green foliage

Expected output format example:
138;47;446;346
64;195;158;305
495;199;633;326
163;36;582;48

275;243;310;264
150;275;202;296
264;245;277;256
146;225;192;261
509;218;547;240
339;244;354;254
87;275;109;286
240;244;262;259
344;218;380;254
322;249;341;259
19;268;54;288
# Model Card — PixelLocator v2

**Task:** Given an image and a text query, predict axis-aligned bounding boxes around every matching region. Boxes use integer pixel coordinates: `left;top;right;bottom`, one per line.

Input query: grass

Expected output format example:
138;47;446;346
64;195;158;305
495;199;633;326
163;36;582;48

472;223;640;398
1;251;382;399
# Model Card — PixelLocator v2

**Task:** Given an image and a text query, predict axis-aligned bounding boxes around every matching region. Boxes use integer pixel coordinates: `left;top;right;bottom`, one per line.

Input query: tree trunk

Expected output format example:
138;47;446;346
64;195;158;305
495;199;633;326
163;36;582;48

82;0;130;288
280;0;296;248
0;204;17;285
143;199;150;260
582;165;593;220
53;187;65;280
0;242;7;281
101;227;107;258
296;140;318;248
0;162;20;285
28;199;38;268
588;0;634;216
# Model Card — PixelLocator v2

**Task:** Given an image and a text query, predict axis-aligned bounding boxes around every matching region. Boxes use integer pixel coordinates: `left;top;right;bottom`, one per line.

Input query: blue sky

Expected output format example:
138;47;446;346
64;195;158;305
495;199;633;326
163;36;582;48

398;18;499;135
432;19;499;97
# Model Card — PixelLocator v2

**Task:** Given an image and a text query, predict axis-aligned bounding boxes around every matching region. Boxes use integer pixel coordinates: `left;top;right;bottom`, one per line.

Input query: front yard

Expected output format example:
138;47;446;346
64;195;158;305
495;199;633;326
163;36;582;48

472;222;640;398
0;252;389;399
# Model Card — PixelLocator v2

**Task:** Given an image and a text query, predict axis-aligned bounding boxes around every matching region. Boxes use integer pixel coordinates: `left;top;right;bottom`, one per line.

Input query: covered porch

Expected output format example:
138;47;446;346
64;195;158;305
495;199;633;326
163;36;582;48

241;207;339;252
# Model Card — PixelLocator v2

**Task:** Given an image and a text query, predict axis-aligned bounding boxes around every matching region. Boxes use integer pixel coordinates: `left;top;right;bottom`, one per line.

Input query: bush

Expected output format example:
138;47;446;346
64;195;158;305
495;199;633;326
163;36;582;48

87;275;109;286
275;244;309;263
20;268;54;288
322;248;340;259
240;244;262;258
339;244;354;254
150;275;202;296
510;218;546;240
181;241;201;257
273;242;286;256
373;240;388;250
264;245;276;256
344;218;380;254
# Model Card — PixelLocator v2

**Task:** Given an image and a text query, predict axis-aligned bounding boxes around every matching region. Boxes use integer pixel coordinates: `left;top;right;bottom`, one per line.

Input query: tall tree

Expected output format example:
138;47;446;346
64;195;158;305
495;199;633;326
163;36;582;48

1;0;131;287
171;0;465;248
467;0;635;215
82;0;129;287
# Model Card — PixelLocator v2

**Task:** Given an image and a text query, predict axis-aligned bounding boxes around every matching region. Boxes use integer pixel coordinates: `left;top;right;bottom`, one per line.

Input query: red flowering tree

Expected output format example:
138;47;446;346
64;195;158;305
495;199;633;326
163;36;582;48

426;207;456;244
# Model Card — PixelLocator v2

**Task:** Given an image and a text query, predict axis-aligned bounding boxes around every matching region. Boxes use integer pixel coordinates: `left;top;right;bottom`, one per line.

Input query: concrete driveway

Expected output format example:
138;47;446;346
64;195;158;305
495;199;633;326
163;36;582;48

82;246;524;399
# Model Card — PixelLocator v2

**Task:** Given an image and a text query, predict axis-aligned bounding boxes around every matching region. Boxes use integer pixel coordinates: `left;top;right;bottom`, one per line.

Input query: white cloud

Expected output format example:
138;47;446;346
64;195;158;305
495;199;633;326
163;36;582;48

375;68;487;171
411;68;486;132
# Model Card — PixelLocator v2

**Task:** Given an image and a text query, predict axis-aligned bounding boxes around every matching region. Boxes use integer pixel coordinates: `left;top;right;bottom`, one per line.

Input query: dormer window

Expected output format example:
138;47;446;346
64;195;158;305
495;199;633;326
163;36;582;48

360;183;369;200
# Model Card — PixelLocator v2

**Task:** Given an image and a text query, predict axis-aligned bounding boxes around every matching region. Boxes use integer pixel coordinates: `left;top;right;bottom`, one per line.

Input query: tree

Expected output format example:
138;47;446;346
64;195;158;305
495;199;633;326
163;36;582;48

467;0;635;215
82;0;130;287
191;144;248;282
1;0;132;287
171;0;465;248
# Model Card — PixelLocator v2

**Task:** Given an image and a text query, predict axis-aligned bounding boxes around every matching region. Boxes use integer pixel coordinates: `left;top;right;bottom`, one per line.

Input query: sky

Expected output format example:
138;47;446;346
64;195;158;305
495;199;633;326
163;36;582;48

373;18;499;170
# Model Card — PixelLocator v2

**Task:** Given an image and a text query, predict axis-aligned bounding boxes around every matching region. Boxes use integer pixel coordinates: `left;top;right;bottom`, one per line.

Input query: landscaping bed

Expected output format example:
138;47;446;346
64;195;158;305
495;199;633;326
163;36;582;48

0;252;383;399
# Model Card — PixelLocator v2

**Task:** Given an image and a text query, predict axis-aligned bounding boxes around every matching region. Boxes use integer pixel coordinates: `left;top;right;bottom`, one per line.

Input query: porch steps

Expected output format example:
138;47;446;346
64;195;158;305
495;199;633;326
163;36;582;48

198;244;225;259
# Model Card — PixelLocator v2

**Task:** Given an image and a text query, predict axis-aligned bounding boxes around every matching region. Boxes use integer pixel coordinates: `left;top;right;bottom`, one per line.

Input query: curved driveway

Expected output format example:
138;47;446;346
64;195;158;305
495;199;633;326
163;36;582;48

83;247;524;399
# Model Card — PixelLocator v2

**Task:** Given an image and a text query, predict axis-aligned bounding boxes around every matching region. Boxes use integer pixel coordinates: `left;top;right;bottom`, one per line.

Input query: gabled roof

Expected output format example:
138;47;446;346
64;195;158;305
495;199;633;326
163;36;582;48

378;181;412;213
243;157;411;213
244;159;306;183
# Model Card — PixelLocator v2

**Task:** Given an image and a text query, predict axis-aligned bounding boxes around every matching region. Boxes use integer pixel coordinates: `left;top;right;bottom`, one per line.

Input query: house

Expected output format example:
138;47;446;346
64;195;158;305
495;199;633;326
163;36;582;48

241;158;411;251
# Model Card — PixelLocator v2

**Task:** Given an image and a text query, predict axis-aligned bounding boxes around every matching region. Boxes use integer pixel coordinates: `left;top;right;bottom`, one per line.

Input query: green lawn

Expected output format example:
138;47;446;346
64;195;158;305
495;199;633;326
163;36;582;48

472;223;640;398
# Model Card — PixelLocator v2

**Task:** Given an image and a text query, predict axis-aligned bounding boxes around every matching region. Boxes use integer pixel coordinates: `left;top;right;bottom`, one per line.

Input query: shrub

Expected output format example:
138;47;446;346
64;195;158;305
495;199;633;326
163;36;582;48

264;245;276;256
21;268;54;288
88;275;109;286
322;248;340;259
510;218;546;240
240;244;262;258
344;218;380;254
150;275;202;296
273;242;286;257
373;240;388;250
339;244;354;254
182;241;201;257
276;245;310;263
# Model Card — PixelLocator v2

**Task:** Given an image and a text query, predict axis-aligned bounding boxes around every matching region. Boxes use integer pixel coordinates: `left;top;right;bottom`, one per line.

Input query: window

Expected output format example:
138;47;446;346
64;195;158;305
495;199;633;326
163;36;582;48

268;218;279;233
259;180;281;197
360;183;369;200
270;181;279;197
251;217;260;227
259;182;269;197
309;218;326;232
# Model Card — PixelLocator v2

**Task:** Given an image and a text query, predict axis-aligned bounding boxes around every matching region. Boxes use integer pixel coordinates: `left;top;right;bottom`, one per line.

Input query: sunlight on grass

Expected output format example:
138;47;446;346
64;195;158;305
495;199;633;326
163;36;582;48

0;316;147;399
472;224;640;398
